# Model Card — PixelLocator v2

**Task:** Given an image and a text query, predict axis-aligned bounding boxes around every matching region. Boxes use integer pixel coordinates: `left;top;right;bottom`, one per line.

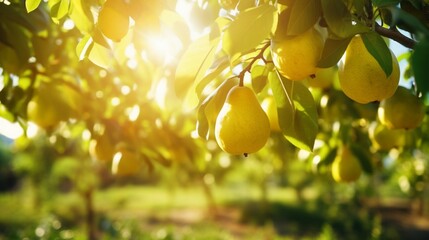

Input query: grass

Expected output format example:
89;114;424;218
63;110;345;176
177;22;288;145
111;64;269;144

0;183;424;240
0;184;316;239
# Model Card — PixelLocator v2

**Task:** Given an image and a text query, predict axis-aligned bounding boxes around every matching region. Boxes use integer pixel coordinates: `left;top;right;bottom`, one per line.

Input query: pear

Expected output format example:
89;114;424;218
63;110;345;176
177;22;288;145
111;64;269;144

339;34;400;104
97;0;129;42
378;86;425;129
215;86;270;155
331;145;362;182
27;82;76;129
89;135;115;163
271;27;324;80
368;121;406;151
111;145;142;176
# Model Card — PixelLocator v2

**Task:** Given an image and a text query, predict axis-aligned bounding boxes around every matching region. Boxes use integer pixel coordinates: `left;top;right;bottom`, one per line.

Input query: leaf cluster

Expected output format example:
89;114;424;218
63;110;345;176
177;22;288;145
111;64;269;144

176;0;429;154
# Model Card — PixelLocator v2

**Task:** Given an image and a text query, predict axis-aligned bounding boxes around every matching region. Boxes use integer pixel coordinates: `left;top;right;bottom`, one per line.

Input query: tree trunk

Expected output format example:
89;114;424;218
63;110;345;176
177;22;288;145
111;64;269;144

83;190;98;240
260;178;269;215
201;176;217;214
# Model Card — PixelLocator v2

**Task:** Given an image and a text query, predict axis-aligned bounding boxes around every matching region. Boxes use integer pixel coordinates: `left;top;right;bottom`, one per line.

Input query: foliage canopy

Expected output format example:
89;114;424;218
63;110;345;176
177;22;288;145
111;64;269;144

0;0;428;179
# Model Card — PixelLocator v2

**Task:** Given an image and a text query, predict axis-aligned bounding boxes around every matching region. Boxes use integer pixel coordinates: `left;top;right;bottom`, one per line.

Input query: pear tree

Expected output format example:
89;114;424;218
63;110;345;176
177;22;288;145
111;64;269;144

0;0;428;228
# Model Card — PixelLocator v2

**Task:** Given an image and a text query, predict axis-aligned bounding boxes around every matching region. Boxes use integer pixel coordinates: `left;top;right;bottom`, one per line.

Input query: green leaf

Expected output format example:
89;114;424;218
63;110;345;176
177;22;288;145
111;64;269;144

76;35;92;60
269;71;318;151
273;7;291;40
222;4;277;58
0;4;44;33
387;6;429;36
0;42;21;74
237;0;256;11
91;27;110;49
317;37;352;67
412;38;429;96
197;77;238;139
0;24;12;47
25;0;42;13
373;0;401;7
361;31;393;77
195;56;230;97
351;0;365;16
2;22;31;71
69;0;94;34
251;65;269;94
321;0;370;38
277;0;294;5
87;42;114;69
48;0;71;23
0;104;15;123
26;6;51;33
287;0;321;36
175;35;220;99
210;17;232;40
407;0;423;9
197;102;210;140
316;145;338;171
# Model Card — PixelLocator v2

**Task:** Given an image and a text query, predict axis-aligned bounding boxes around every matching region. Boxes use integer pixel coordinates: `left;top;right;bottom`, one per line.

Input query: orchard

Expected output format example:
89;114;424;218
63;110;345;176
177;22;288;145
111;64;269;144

1;0;429;239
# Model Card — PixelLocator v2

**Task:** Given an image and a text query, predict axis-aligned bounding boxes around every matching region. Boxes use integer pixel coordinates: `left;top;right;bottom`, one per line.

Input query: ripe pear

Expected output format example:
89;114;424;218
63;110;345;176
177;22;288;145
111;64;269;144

89;135;115;163
331;145;362;183
271;27;324;80
97;0;129;42
378;86;425;129
215;86;270;155
368;121;406;151
27;82;71;129
305;66;337;90
111;145;142;176
339;34;400;104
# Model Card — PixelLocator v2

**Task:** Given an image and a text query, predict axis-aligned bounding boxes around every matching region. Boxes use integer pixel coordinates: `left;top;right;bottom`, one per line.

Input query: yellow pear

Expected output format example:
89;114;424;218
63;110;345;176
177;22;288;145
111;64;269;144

111;145;142;176
261;96;281;132
27;95;61;129
368;121;406;151
89;135;115;163
97;0;129;42
271;27;324;80
305;66;337;89
378;86;425;129
215;86;270;155
27;82;70;129
331;145;362;183
339;34;400;104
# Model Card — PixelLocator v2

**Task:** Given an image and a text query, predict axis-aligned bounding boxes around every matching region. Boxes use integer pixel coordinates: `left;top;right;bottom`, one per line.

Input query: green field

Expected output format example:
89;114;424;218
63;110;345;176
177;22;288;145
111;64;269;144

1;183;428;240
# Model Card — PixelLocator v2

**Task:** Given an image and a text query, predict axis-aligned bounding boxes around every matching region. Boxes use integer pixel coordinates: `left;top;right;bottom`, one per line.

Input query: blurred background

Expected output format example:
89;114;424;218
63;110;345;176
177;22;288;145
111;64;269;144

1;0;429;239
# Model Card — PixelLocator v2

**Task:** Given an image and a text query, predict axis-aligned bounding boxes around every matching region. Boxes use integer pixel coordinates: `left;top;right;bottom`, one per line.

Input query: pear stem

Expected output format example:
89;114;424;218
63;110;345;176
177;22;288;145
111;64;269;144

237;41;271;87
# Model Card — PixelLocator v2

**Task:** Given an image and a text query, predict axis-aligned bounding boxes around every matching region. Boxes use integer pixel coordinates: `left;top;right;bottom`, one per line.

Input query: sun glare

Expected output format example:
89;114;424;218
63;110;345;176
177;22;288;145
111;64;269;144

175;0;210;39
0;117;23;139
153;78;168;109
127;105;140;121
145;33;183;65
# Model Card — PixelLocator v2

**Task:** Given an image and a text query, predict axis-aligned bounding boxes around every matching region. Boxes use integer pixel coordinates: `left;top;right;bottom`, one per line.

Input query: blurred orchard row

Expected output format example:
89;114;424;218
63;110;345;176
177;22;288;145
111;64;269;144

1;0;429;239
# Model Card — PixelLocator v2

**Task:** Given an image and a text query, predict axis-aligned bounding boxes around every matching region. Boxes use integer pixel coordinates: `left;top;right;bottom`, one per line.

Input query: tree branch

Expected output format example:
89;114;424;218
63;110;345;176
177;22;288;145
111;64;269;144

238;41;271;86
375;23;416;49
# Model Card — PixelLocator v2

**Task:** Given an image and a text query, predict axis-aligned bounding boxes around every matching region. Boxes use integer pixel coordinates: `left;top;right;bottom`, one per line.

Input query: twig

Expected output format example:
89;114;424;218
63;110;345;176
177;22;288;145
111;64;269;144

375;23;416;49
237;41;271;86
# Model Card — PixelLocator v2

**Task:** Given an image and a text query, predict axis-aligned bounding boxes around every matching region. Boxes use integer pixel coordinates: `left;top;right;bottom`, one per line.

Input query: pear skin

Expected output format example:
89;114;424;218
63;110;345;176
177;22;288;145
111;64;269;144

332;145;362;182
215;86;270;155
